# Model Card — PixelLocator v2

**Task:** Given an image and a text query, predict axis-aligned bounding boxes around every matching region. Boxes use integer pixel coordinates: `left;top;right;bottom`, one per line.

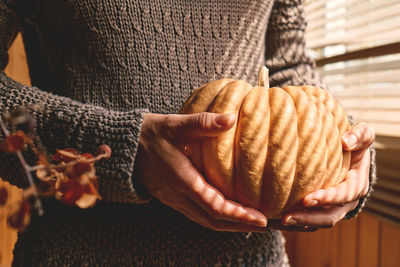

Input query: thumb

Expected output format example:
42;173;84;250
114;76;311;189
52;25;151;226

342;123;375;151
173;112;236;138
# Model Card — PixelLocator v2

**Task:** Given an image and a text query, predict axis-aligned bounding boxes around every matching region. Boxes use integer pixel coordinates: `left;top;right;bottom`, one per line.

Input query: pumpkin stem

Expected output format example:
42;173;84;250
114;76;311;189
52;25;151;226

258;66;269;88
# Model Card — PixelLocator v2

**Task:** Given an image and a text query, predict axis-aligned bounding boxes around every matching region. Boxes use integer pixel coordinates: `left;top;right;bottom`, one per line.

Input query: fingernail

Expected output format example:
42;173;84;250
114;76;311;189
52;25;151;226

215;114;235;127
283;216;297;226
248;211;267;227
344;133;357;148
305;200;319;207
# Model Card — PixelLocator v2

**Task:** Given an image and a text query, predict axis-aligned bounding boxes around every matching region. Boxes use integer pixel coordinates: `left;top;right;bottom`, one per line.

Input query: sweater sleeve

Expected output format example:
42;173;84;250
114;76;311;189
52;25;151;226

264;0;377;219
0;1;151;204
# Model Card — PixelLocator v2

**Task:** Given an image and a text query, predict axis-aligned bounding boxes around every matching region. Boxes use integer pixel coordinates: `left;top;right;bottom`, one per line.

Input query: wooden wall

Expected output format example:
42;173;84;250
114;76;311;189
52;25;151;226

1;34;400;267
284;212;400;267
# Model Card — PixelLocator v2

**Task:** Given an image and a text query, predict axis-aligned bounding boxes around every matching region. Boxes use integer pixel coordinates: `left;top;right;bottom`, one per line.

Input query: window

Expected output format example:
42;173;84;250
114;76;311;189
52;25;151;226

305;0;400;225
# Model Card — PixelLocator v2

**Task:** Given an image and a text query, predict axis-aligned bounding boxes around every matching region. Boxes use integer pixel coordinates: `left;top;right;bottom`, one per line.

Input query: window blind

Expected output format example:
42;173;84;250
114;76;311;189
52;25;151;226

304;0;400;225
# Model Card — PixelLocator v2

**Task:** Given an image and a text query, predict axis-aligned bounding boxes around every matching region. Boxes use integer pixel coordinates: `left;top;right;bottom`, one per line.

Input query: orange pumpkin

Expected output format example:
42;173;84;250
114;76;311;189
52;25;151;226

180;67;351;219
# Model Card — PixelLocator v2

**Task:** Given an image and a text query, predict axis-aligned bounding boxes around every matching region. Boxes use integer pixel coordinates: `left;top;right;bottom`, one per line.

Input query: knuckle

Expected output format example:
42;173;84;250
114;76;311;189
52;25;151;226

162;115;178;136
164;115;175;129
368;125;376;142
360;124;369;138
352;125;364;139
187;174;207;198
358;123;375;143
196;112;211;129
190;182;204;199
344;194;353;203
357;122;369;130
209;204;224;220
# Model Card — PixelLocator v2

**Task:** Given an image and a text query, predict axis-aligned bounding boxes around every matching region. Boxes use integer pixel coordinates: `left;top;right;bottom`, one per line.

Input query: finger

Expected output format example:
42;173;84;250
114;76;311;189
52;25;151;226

185;174;268;227
163;144;267;227
268;220;317;232
281;200;358;228
304;148;370;207
167;194;269;232
342;123;375;151
165;112;236;138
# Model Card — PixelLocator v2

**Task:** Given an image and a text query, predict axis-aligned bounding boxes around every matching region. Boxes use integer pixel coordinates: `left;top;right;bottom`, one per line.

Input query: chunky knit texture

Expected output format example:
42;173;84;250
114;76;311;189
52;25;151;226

0;0;376;266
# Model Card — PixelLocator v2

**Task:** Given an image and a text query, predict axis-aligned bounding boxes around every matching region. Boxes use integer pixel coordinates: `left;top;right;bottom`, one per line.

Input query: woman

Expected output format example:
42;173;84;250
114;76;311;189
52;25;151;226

0;0;375;265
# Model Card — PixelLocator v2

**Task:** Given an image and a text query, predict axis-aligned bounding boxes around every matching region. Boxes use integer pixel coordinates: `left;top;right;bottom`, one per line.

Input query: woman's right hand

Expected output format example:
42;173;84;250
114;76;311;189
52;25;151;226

135;112;268;232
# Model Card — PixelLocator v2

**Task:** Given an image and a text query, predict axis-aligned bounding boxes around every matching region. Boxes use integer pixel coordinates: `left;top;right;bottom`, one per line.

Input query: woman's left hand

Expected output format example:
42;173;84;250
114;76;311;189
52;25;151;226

270;123;375;232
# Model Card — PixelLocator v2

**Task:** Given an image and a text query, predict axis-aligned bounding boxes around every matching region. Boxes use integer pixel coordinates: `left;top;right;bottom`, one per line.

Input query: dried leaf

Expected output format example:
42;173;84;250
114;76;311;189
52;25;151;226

75;193;98;209
81;153;94;159
36;168;50;181
87;179;99;194
52;148;79;163
59;180;85;206
96;144;111;159
73;162;92;176
0;131;28;153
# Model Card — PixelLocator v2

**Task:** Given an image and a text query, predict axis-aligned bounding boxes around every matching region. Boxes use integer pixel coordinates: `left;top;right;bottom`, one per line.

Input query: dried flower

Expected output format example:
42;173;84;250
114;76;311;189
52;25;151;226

0;130;28;153
97;144;112;159
0;107;111;231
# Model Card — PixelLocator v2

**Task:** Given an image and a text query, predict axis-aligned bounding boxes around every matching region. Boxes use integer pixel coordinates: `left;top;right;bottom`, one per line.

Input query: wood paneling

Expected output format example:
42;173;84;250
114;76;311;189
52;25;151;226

358;212;380;267
284;212;400;267
380;221;400;267
4;34;31;86
321;225;338;267
337;217;358;267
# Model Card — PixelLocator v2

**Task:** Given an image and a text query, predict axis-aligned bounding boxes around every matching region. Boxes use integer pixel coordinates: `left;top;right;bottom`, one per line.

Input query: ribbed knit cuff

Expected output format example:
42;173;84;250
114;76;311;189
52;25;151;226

0;72;152;204
81;107;153;204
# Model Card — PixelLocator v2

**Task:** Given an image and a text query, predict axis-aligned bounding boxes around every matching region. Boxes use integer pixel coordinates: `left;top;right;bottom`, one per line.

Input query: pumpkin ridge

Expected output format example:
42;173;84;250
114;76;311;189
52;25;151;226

203;80;252;200
281;86;326;214
319;89;351;186
234;86;270;208
301;86;334;187
260;87;297;218
180;78;235;114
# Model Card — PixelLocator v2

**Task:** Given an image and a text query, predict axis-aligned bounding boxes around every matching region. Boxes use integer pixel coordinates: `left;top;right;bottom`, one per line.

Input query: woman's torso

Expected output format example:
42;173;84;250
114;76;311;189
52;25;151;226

12;0;289;266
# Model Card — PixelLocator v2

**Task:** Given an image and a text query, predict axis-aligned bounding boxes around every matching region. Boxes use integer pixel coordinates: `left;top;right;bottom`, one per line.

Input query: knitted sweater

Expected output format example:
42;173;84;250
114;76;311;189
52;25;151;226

0;0;376;266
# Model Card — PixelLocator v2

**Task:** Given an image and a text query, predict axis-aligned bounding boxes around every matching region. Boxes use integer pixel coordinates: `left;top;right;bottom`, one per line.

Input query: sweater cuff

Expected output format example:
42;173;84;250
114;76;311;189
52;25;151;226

82;108;153;204
0;72;152;204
